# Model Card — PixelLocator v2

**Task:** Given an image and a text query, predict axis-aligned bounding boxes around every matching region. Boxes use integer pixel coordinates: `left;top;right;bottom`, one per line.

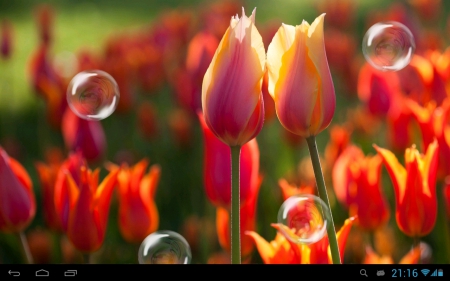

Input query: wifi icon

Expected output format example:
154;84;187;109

421;269;430;276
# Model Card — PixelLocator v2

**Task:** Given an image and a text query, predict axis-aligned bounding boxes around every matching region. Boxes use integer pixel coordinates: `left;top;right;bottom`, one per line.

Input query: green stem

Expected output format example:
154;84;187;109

19;231;33;264
413;237;421;264
52;232;63;263
83;253;91;264
306;136;341;264
230;145;241;264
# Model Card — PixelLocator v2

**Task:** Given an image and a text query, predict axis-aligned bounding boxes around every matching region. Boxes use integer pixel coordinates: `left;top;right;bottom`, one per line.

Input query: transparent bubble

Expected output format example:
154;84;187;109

66;70;120;121
276;194;331;245
362;21;415;71
138;230;192;264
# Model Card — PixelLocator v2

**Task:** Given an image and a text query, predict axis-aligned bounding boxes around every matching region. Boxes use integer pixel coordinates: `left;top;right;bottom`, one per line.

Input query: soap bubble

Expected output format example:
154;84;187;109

138;230;192;264
277;194;331;245
362;21;415;71
66;70;120;121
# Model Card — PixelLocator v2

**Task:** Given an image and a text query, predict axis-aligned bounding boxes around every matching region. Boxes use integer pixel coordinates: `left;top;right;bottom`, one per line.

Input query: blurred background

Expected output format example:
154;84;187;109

0;0;450;264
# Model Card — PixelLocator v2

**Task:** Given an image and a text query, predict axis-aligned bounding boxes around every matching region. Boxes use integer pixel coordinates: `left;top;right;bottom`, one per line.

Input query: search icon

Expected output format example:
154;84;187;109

360;269;368;277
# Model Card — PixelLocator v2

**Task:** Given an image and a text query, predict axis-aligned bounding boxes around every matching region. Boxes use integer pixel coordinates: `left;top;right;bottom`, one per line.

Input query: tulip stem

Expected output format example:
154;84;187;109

306;136;341;264
413;237;421;264
19;231;33;264
230;145;241;264
83;253;91;264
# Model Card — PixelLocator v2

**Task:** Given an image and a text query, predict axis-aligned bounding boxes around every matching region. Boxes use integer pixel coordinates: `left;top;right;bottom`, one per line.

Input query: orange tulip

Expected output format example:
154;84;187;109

332;145;390;231
0;147;36;232
114;159;160;243
278;178;315;201
35;147;64;231
201;8;265;147
407;97;450;179
374;139;439;237
266;13;335;138
247;217;355;264
363;245;421;264
63;164;119;252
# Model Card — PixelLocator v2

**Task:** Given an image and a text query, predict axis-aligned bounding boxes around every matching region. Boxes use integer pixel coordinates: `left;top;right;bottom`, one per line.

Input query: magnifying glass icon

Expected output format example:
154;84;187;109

360;269;368;277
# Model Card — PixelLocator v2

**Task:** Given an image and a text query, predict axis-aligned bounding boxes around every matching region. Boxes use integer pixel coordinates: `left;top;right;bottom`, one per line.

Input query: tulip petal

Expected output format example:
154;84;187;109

307;14;335;134
94;168;119;232
245;230;275;264
373;144;406;202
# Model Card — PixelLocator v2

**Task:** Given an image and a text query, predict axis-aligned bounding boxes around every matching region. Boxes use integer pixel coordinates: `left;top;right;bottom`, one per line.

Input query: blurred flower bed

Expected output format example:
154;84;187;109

0;0;450;264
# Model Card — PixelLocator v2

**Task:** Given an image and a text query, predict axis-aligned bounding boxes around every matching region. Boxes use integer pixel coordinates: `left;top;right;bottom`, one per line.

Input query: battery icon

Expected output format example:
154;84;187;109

438;269;443;277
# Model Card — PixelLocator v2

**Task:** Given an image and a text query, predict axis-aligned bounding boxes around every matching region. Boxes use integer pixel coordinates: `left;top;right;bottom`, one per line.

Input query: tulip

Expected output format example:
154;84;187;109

28;44;67;129
202;9;265;262
0;147;36;263
324;124;352;169
34;4;54;45
61;107;106;162
35;148;64;231
374;139;438;237
332;145;390;231
246;216;355;264
114;159;160;243
1;20;12;59
266;13;340;263
54;151;87;231
63;164;119;253
198;112;260;208
201;7;265;147
357;62;401;117
172;31;218;114
267;13;334;138
406;97;450;179
363;245;421;264
0;147;36;233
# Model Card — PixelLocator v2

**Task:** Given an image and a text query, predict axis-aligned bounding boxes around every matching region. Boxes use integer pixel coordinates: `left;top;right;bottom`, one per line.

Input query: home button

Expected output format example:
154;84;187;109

36;269;49;277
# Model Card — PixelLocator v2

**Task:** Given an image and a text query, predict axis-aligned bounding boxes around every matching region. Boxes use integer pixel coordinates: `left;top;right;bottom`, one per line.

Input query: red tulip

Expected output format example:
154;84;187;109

0;147;36;232
332;145;390;231
63;164;119;252
54;151;87;231
198;112;260;208
374;140;439;237
174;30;218;114
62;108;106;162
115;159;160;243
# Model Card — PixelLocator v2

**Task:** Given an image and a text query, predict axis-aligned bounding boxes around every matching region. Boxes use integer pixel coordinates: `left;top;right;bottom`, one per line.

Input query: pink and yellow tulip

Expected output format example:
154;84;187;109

201;8;265;146
266;13;335;137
